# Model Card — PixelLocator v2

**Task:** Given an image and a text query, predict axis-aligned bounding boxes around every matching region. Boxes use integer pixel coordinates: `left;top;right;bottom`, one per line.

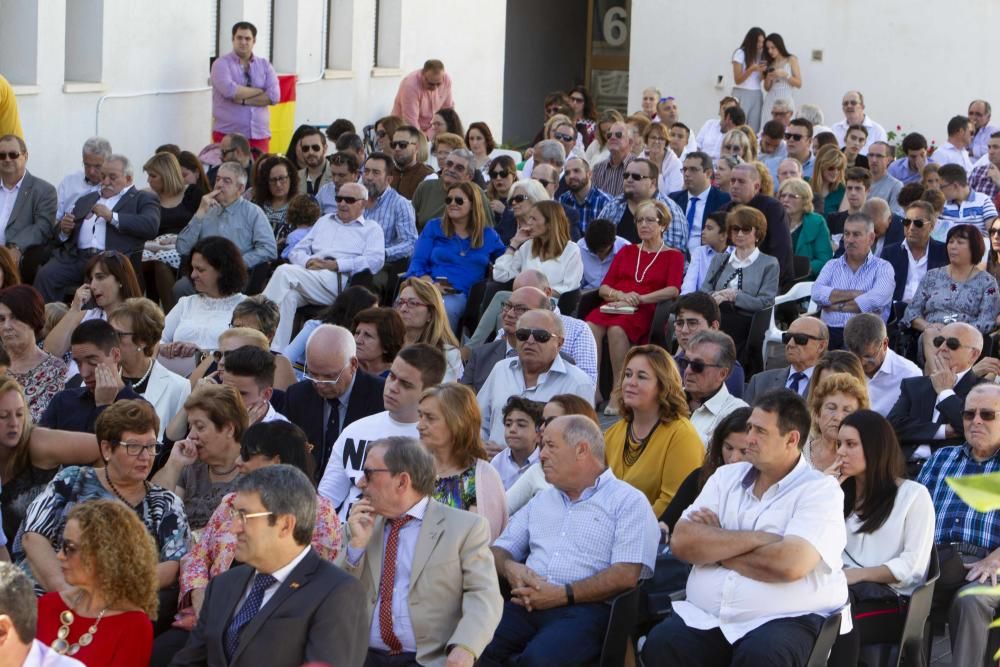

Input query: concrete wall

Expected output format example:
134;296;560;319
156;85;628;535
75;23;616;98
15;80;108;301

629;0;1000;146
3;0;506;185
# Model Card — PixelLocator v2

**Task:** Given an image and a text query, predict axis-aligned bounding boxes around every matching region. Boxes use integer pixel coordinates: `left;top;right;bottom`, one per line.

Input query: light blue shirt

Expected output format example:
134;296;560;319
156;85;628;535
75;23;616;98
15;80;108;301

812;252;895;327
681;244;729;294
176;196;277;267
494;469;658;584
579;236;630;290
366;186;418;262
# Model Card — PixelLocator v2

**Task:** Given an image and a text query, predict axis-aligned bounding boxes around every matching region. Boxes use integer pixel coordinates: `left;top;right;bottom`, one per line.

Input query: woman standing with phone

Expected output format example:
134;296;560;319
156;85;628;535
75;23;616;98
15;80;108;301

731;27;767;131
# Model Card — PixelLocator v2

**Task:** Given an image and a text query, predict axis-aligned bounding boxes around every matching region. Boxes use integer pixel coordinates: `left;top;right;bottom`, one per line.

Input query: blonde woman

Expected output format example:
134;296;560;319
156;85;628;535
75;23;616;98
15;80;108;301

721;129;755;163
493;201;583;297
394;278;464;382
779;177;833;278
806;372;870;472
812;144;848;215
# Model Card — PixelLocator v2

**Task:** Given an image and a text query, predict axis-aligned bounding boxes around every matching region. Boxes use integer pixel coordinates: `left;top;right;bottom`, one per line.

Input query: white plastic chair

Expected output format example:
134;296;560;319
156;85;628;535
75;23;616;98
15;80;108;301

761;281;818;370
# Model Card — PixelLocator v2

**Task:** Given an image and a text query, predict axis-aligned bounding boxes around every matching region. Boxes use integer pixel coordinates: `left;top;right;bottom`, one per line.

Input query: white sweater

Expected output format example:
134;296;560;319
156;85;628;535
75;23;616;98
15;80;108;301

492;240;583;296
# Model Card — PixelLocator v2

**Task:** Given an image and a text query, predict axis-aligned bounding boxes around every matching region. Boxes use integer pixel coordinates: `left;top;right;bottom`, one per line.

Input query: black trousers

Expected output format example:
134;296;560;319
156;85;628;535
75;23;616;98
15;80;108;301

641;611;824;667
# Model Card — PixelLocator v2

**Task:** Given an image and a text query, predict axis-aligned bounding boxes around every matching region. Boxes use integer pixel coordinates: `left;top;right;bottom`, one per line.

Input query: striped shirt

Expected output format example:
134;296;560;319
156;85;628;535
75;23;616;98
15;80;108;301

559;186;613;233
494;468;659;584
591;155;632;198
597;194;689;254
365;186;418;262
918;443;1000;549
811;252;895;328
967;165;1000;211
939;189;998;237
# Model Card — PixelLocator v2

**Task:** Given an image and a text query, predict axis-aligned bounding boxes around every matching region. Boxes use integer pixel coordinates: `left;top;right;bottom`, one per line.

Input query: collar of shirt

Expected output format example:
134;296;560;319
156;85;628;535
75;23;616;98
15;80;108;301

396;494;430;522
872;349;900;381
334;215;365;226
262;543;312;585
0;171;25;194
697;383;735;415
729;248;759;269
503;446;540;470
558;467;614;504
903;240;929;265
960;442;1000;464
217;194;245;216
838;251;877;272
789;365;816;383
740;454;810;497
688;185;711;200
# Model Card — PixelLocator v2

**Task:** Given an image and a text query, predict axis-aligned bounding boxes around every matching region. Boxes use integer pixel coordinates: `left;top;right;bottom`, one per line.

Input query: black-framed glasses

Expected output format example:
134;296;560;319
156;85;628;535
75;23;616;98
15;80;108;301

269;175;290;183
782;332;824;345
784;133;805;141
990;228;1000;237
490;170;511;179
515;328;554;343
510;194;530;204
362;467;392;479
443;160;467;173
390;140;413;149
933;336;969;351
623;172;649;181
304;364;350;385
500;301;531;316
685;359;724;374
58;541;79;557
963;409;998;422
300;144;324;153
0;151;22;161
335;195;361;204
113;441;163;456
445;196;466;205
554;133;575;143
903;218;928;228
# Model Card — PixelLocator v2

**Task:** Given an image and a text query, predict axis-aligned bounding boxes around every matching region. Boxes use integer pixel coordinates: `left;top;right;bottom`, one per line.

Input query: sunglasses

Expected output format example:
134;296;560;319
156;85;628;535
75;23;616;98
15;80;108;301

444;160;466;173
933;336;968;350
510;194;530;204
300;144;324;153
490;170;511;179
782;332;823;345
608;131;626;139
729;225;755;234
335;195;361;204
962;409;998;422
903;218;928;228
623;172;648;181
375;130;387;138
390;140;413;149
723;144;743;152
515;328;554;343
784;133;805;141
685;359;724;374
992;228;1000;237
554;133;575;142
445;196;466;205
545;106;561;114
0;151;22;160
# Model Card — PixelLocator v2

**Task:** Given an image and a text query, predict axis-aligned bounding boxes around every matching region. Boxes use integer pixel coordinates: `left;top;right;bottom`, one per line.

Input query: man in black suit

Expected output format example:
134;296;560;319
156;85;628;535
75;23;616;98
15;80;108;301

721;163;794;291
888;322;986;456
669;151;731;258
170;465;368;667
282;323;385;482
34;153;159;301
880;200;948;303
744;316;829;404
0;134;56;279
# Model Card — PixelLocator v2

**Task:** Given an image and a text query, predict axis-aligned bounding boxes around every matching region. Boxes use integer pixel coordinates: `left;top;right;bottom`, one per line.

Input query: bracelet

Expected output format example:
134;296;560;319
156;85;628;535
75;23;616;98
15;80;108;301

564;583;575;605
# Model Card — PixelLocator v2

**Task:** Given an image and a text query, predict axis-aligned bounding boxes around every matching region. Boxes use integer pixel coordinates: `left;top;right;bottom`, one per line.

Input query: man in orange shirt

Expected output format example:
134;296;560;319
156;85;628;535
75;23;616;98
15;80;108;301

391;60;454;137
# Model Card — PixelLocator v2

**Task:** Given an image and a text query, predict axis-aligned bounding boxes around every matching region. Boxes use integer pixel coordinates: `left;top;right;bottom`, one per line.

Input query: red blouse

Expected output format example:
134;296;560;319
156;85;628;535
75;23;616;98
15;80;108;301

36;592;153;667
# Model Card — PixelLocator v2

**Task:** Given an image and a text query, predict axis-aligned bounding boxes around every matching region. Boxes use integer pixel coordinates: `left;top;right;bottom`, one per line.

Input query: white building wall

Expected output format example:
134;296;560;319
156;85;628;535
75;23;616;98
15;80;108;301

6;0;506;186
629;0;1000;146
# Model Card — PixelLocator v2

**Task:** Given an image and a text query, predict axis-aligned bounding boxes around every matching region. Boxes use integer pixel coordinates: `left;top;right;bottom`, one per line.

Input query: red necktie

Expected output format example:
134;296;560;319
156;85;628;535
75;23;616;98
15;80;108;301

378;515;413;654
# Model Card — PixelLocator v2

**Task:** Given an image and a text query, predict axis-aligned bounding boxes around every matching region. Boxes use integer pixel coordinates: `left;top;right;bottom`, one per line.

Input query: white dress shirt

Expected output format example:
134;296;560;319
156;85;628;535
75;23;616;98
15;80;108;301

684;186;712;255
786;365;815;397
491;447;541;489
903;242;930;303
236;544;312;611
23;640;85;666
56;170;100;220
75;186;129;250
832;115;887;156
288;214;386;277
689;383;749;446
673;457;848;643
681;244;728;295
930;141;974;174
0;172;25;243
866;349;922;416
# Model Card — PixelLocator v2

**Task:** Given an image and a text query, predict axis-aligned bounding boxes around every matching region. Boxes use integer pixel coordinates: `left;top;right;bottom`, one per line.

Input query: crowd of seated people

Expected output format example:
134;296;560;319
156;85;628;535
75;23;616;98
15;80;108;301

7;27;1000;667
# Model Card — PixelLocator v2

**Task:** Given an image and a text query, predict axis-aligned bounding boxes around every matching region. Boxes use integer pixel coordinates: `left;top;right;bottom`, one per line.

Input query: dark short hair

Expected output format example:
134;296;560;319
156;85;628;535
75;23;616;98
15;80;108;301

584;218;616;253
761;120;785;140
670;122;690;138
240;421;311;478
224;345;276;388
502;396;545;425
70;319;120;354
231;21;257;37
948;115;971;136
675;292;721;325
898;182;926;209
813;131;838;150
96;399;160;448
946;223;987;264
0;285;45;337
253;155;300;207
396;343;447;388
286;193;322;229
352;307;405;363
83;251;142;300
236;465;317;546
938;163;969;187
319;285;378;326
0;563;36;642
329;151;360;173
466;122;497;154
723;106;746;126
629;157;659;183
325;118;356;143
904;199;935;220
232;295;280;339
752;389;811;447
845;123;869;139
902;132;928;153
789;117;814;138
845;166;872;189
190;236;248;296
365;151;394;173
423;59;445;72
335;133;364;154
685;151;713;173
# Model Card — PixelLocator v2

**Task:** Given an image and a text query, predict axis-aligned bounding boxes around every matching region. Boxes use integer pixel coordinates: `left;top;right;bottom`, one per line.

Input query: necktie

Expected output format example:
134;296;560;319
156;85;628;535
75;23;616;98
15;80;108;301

686;196;700;236
379;515;414;654
225;572;277;660
788;371;807;395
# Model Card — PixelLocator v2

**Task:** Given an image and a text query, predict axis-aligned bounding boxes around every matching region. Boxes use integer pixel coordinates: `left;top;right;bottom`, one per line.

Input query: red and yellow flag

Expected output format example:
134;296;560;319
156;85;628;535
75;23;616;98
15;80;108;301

269;74;297;155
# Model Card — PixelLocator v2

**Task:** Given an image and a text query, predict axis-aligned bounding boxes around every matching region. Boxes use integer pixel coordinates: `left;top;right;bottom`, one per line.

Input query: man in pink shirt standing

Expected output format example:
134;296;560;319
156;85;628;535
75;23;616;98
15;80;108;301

210;22;280;153
391;60;454;137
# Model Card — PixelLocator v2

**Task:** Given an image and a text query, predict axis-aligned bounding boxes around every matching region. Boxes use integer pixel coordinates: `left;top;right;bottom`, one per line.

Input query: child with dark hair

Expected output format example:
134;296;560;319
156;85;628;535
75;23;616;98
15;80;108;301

280;194;322;259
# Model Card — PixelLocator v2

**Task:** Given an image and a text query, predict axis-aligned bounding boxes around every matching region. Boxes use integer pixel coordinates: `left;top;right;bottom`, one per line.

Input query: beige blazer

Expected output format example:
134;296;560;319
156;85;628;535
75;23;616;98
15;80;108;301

336;498;503;666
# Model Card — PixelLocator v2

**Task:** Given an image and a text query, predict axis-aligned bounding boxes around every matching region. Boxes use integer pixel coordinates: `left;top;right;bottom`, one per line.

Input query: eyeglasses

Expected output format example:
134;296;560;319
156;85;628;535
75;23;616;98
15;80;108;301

723;144;743;152
335;195;361;204
608;131;626;139
361;467;392;479
393;297;427;310
933;336;970;351
500;301;531;316
269;175;289;183
903;218;929;228
113;441;163;457
300;144;324;153
444;160;467;173
569;96;585;104
782;332;824;345
490;170;511;179
685;359;724;374
515;328;554;343
375;130;387;138
304;363;350;385
445;196;466;206
784;133;805;141
842;100;861;107
674;317;706;330
991;228;1000;237
59;542;79;558
778;192;802;200
231;509;275;527
554;133;575;143
545;106;561;114
0;151;22;160
963;409;998;422
510;194;530;204
729;225;755;234
390;140;414;149
623;172;649;181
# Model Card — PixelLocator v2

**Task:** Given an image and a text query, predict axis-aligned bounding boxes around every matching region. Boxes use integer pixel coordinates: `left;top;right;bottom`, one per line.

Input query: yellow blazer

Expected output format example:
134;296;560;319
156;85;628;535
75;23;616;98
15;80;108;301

335;498;503;666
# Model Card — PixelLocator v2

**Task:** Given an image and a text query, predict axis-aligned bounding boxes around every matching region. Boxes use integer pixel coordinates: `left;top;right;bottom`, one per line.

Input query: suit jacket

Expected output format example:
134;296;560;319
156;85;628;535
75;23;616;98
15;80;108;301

722;195;794;291
282;370;385;480
4;171;56;251
887;372;983;447
699;251;780;315
668;186;731;225
881;239;949;302
59;187;160;259
460;339;576;394
744;366;797;405
335;499;503;667
170;548;368;667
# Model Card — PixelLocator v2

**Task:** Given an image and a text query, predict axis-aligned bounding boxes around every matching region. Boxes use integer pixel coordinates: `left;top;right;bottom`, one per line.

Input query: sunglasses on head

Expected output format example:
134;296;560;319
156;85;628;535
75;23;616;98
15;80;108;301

686;358;723;374
390;140;413;149
335;195;361;204
445;196;465;205
903;218;928;228
963;408;998;422
933;336;966;350
782;332;823;345
623;172;647;181
515;328;553;343
490;170;511;179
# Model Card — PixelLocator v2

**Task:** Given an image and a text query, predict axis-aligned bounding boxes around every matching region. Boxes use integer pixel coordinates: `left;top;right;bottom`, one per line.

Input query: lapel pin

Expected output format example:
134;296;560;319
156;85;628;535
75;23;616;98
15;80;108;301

289;582;301;590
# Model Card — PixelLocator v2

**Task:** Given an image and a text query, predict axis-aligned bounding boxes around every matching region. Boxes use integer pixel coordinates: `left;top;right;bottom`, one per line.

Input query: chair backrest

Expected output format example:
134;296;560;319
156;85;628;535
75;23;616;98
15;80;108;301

598;587;641;667
895;545;940;667
805;608;843;667
792;255;812;283
761;282;817;370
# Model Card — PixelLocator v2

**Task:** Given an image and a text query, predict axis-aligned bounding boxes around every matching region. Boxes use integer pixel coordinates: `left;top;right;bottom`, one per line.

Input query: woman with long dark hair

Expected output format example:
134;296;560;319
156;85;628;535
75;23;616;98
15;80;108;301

760;33;802;130
825;409;934;666
731;27;767;130
567;85;598;146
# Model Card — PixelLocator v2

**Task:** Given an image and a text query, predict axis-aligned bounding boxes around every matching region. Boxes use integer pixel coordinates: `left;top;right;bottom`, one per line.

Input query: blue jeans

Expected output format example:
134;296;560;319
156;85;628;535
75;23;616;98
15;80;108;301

442;292;468;337
479;600;610;667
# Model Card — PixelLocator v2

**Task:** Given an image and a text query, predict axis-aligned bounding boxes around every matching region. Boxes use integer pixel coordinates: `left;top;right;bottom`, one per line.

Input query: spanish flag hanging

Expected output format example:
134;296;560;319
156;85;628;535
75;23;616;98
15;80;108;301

269;74;297;156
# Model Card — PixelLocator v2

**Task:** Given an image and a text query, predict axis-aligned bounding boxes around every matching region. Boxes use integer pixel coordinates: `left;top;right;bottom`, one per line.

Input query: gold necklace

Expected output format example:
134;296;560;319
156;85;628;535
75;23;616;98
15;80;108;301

52;593;108;656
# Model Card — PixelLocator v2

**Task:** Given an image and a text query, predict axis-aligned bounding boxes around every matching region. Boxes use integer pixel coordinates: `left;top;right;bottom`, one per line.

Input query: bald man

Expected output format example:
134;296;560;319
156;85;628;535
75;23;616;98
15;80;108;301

263;182;385;350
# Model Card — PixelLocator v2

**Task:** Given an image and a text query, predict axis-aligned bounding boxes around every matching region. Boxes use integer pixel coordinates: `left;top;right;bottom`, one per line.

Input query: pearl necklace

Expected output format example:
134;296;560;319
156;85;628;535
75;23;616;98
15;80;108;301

634;242;666;284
